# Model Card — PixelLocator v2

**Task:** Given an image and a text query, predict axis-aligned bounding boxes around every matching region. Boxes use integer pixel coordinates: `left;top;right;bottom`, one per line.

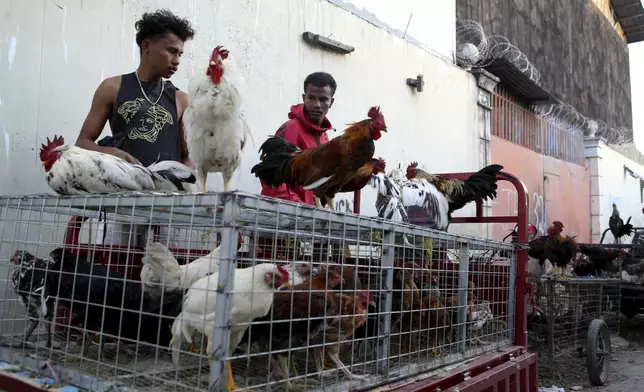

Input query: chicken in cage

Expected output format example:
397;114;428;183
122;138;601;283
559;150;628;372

0;192;517;391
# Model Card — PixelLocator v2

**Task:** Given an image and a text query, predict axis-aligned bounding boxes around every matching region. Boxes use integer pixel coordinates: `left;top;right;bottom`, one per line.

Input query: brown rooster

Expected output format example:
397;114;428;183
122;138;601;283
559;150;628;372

406;162;504;219
252;106;387;209
423;294;452;356
544;220;578;278
245;268;344;389
309;290;375;380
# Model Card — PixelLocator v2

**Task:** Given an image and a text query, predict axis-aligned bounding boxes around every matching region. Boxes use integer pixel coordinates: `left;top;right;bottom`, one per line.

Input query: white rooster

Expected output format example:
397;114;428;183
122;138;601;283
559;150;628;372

184;45;250;192
40;135;196;195
170;263;290;392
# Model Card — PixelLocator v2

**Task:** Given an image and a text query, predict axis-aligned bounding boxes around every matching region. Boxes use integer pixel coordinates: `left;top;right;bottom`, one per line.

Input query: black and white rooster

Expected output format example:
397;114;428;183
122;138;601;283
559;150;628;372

39;135;196;195
10;250;57;349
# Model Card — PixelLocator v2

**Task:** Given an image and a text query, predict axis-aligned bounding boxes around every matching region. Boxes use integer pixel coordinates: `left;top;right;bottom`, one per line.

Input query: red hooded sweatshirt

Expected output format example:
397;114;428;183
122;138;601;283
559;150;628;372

260;104;332;205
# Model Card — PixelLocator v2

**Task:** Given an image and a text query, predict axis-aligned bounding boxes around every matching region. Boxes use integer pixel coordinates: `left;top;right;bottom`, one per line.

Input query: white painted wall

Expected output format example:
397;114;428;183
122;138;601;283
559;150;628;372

0;0;481;235
586;139;644;243
329;0;456;61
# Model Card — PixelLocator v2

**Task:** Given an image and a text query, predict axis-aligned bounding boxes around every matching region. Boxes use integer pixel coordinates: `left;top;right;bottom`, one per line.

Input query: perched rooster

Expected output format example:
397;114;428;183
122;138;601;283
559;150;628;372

170;263;290;392
543;221;578;278
184;46;250;192
40;135;196;195
252;106;387;209
609;204;633;244
405;162;504;229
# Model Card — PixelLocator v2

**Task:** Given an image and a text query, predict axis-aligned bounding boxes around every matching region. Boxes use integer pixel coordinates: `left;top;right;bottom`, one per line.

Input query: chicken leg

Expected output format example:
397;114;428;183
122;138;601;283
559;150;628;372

189;333;207;354
559;266;568;279
226;361;243;392
431;335;442;357
200;175;207;193
327;198;335;210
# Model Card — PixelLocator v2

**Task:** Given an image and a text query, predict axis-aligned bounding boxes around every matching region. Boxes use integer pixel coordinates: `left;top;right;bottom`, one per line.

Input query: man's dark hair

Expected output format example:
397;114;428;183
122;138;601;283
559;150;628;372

303;72;337;96
135;10;195;49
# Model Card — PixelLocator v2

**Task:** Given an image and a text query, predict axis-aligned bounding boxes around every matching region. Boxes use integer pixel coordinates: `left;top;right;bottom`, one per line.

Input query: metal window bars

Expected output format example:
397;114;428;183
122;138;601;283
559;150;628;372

0;191;517;391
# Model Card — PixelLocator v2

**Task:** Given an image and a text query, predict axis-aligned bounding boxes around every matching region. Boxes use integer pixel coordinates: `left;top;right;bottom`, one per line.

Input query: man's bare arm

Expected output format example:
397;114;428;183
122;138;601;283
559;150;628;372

75;77;139;164
176;90;193;168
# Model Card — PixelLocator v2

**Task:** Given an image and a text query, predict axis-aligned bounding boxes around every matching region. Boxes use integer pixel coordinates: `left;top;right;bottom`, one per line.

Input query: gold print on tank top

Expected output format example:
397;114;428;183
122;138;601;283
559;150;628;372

116;98;174;143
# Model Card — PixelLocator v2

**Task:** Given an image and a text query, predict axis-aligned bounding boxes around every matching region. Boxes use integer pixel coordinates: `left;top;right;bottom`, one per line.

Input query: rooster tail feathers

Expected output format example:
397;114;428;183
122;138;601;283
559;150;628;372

240;109;255;150
143;242;181;279
464;164;504;200
619;216;634;237
251;136;299;187
170;316;190;365
447;164;503;212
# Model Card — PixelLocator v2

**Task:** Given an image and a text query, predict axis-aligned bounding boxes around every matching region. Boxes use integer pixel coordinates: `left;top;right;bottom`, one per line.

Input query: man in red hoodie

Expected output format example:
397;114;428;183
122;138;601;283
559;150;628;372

261;72;336;205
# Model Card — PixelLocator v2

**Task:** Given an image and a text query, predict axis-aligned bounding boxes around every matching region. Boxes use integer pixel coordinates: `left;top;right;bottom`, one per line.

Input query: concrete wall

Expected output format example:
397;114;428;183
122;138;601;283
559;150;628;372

0;0;487;237
330;0;456;61
457;0;633;131
586;138;644;244
491;136;591;242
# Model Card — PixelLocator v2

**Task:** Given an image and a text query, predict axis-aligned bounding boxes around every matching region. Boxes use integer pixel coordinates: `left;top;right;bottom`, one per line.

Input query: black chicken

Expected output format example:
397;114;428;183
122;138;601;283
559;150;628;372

609;204;634;244
10;250;57;348
577;244;626;277
45;248;183;358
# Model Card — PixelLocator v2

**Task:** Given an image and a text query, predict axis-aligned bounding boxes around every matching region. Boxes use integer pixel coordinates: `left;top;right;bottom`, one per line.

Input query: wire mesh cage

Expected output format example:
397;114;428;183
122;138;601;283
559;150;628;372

529;277;620;387
0;191;517;391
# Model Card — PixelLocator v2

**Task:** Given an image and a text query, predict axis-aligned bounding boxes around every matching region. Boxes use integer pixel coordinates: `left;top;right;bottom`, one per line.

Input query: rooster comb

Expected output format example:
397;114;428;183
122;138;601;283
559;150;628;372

406;162;419;171
212;46;230;60
367;106;386;132
40;135;65;157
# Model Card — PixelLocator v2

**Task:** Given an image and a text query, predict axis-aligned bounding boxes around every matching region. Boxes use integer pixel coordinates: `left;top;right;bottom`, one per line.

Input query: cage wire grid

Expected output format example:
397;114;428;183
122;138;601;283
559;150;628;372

0;192;516;391
528;277;620;387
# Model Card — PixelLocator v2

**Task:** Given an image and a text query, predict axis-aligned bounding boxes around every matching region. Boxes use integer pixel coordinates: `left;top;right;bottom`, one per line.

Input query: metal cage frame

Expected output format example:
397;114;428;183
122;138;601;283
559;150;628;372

0;170;534;392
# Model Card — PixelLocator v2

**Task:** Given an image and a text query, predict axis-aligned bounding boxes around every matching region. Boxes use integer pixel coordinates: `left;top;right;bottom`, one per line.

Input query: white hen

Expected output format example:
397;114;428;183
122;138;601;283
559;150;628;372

140;241;235;298
40;135;196;195
184;46;250;192
170;263;290;391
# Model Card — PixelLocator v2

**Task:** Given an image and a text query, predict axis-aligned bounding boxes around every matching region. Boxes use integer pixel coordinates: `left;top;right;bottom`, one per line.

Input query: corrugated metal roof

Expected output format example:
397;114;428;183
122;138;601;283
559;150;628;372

611;0;644;43
483;58;558;104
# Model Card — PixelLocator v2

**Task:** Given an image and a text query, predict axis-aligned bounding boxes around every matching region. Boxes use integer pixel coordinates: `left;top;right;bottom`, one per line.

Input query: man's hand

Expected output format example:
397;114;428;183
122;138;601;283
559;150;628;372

104;147;141;165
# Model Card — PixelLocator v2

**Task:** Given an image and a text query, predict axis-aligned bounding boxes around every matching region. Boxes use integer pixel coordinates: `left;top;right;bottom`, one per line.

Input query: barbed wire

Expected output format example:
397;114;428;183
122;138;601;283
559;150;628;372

455;19;632;144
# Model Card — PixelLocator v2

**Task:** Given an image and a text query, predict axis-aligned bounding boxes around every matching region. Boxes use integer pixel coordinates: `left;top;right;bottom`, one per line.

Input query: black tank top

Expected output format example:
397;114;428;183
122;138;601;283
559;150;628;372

109;72;181;167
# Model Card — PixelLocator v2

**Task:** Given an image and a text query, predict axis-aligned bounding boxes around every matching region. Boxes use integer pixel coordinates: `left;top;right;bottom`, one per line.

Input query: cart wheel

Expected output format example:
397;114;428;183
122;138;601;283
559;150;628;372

586;319;611;386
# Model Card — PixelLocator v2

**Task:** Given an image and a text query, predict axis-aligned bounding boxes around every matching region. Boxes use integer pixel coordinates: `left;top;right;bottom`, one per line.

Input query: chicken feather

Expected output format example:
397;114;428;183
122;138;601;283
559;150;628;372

41;139;196;195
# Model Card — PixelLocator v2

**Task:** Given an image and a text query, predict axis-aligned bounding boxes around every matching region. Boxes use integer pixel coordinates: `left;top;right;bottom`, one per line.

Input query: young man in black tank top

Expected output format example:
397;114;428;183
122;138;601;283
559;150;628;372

74;10;195;245
75;9;194;167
